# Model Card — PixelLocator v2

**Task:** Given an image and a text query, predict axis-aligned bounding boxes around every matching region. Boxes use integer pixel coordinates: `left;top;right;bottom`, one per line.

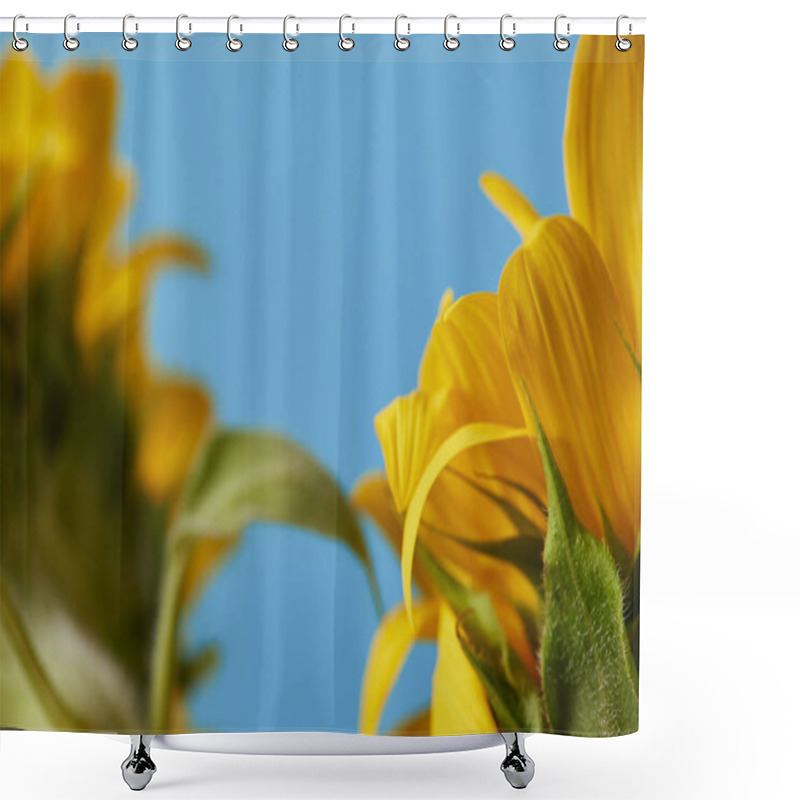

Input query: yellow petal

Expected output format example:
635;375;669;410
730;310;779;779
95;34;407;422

351;471;437;597
76;235;207;353
417;292;548;539
359;599;439;734
135;379;212;502
0;64;120;301
401;422;528;623
375;388;466;514
565;35;644;354
431;604;496;734
479;172;541;240
498;215;641;554
0;58;46;225
436;287;455;319
419;292;524;428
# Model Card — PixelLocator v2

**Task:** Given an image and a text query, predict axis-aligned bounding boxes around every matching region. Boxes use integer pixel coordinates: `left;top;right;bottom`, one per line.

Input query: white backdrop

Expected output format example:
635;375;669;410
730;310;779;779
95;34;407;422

2;1;798;798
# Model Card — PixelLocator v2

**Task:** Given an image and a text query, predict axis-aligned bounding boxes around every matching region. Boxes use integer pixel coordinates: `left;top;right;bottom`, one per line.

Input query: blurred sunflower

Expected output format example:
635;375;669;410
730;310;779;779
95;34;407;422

0;55;215;732
355;36;643;735
0;56;379;734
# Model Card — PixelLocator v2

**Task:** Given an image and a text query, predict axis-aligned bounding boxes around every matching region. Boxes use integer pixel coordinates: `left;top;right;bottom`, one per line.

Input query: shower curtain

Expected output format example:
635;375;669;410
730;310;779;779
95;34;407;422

0;30;643;739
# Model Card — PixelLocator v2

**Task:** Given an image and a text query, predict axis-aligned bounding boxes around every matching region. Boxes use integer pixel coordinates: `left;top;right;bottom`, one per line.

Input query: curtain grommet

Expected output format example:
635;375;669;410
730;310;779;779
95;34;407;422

499;14;516;51
12;14;29;51
63;13;80;51
176;14;192;51
339;15;355;51
616;15;632;51
553;14;570;51
226;15;243;52
283;15;299;52
122;14;138;51
394;15;410;51
443;14;460;51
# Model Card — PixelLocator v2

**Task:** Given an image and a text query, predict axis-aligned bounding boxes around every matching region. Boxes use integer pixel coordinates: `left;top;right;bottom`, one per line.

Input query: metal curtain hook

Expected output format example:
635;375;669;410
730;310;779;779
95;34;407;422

227;15;243;51
283;15;299;51
63;13;79;51
616;14;632;51
443;14;459;51
339;14;354;50
176;14;191;50
12;14;28;51
553;14;570;51
394;14;410;51
499;14;515;51
122;14;138;51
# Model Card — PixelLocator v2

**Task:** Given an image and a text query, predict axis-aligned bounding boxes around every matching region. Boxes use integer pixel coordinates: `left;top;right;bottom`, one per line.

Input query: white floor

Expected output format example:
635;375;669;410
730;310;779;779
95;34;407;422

2;598;797;800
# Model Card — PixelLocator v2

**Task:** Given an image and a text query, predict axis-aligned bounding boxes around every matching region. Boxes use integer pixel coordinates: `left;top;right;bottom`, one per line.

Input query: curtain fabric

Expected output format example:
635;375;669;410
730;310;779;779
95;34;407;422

0;32;644;737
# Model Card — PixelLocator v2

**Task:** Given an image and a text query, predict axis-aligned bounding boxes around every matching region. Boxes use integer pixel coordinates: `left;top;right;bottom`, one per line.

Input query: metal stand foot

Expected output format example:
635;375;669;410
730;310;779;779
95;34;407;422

121;735;156;791
500;733;535;789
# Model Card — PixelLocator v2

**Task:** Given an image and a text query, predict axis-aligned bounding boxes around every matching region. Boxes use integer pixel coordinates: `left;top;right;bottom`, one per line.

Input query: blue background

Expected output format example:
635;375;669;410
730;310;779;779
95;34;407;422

16;33;574;732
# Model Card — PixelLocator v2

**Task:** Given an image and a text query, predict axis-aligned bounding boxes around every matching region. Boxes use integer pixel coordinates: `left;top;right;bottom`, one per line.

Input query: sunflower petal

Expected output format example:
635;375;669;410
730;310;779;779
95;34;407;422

419;292;524;428
565;35;644;354
352;472;438;597
479;172;540;240
430;604;496;734
359;599;439;734
375;388;466;514
401;423;528;623
135;379;212;502
76;234;207;353
0;58;46;226
498;216;640;554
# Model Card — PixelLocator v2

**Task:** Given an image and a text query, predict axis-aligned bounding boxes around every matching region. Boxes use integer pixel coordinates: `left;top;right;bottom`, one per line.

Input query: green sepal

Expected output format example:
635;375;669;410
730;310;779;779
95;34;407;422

525;386;639;736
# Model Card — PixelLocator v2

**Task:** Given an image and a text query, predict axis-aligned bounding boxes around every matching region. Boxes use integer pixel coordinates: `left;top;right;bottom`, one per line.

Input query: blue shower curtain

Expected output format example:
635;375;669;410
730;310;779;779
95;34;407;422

0;31;643;737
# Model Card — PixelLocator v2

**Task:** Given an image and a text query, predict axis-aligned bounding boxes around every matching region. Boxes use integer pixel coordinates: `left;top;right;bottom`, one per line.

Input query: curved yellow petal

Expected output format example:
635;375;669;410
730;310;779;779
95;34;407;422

351;471;438;597
565;35;644;354
375;388;466;514
431;604;496;734
479;172;540;240
419;292;524;428
359;599;439;734
498;216;640;554
135;379;212;502
76;235;207;354
402;422;528;623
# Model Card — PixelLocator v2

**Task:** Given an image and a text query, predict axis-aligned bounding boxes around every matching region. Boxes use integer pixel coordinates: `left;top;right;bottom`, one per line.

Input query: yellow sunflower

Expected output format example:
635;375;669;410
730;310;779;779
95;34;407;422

355;35;643;735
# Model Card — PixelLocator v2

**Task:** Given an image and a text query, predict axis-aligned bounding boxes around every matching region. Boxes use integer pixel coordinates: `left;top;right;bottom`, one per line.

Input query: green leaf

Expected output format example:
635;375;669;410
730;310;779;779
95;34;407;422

525;387;639;736
418;545;542;732
149;429;382;730
171;429;381;611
